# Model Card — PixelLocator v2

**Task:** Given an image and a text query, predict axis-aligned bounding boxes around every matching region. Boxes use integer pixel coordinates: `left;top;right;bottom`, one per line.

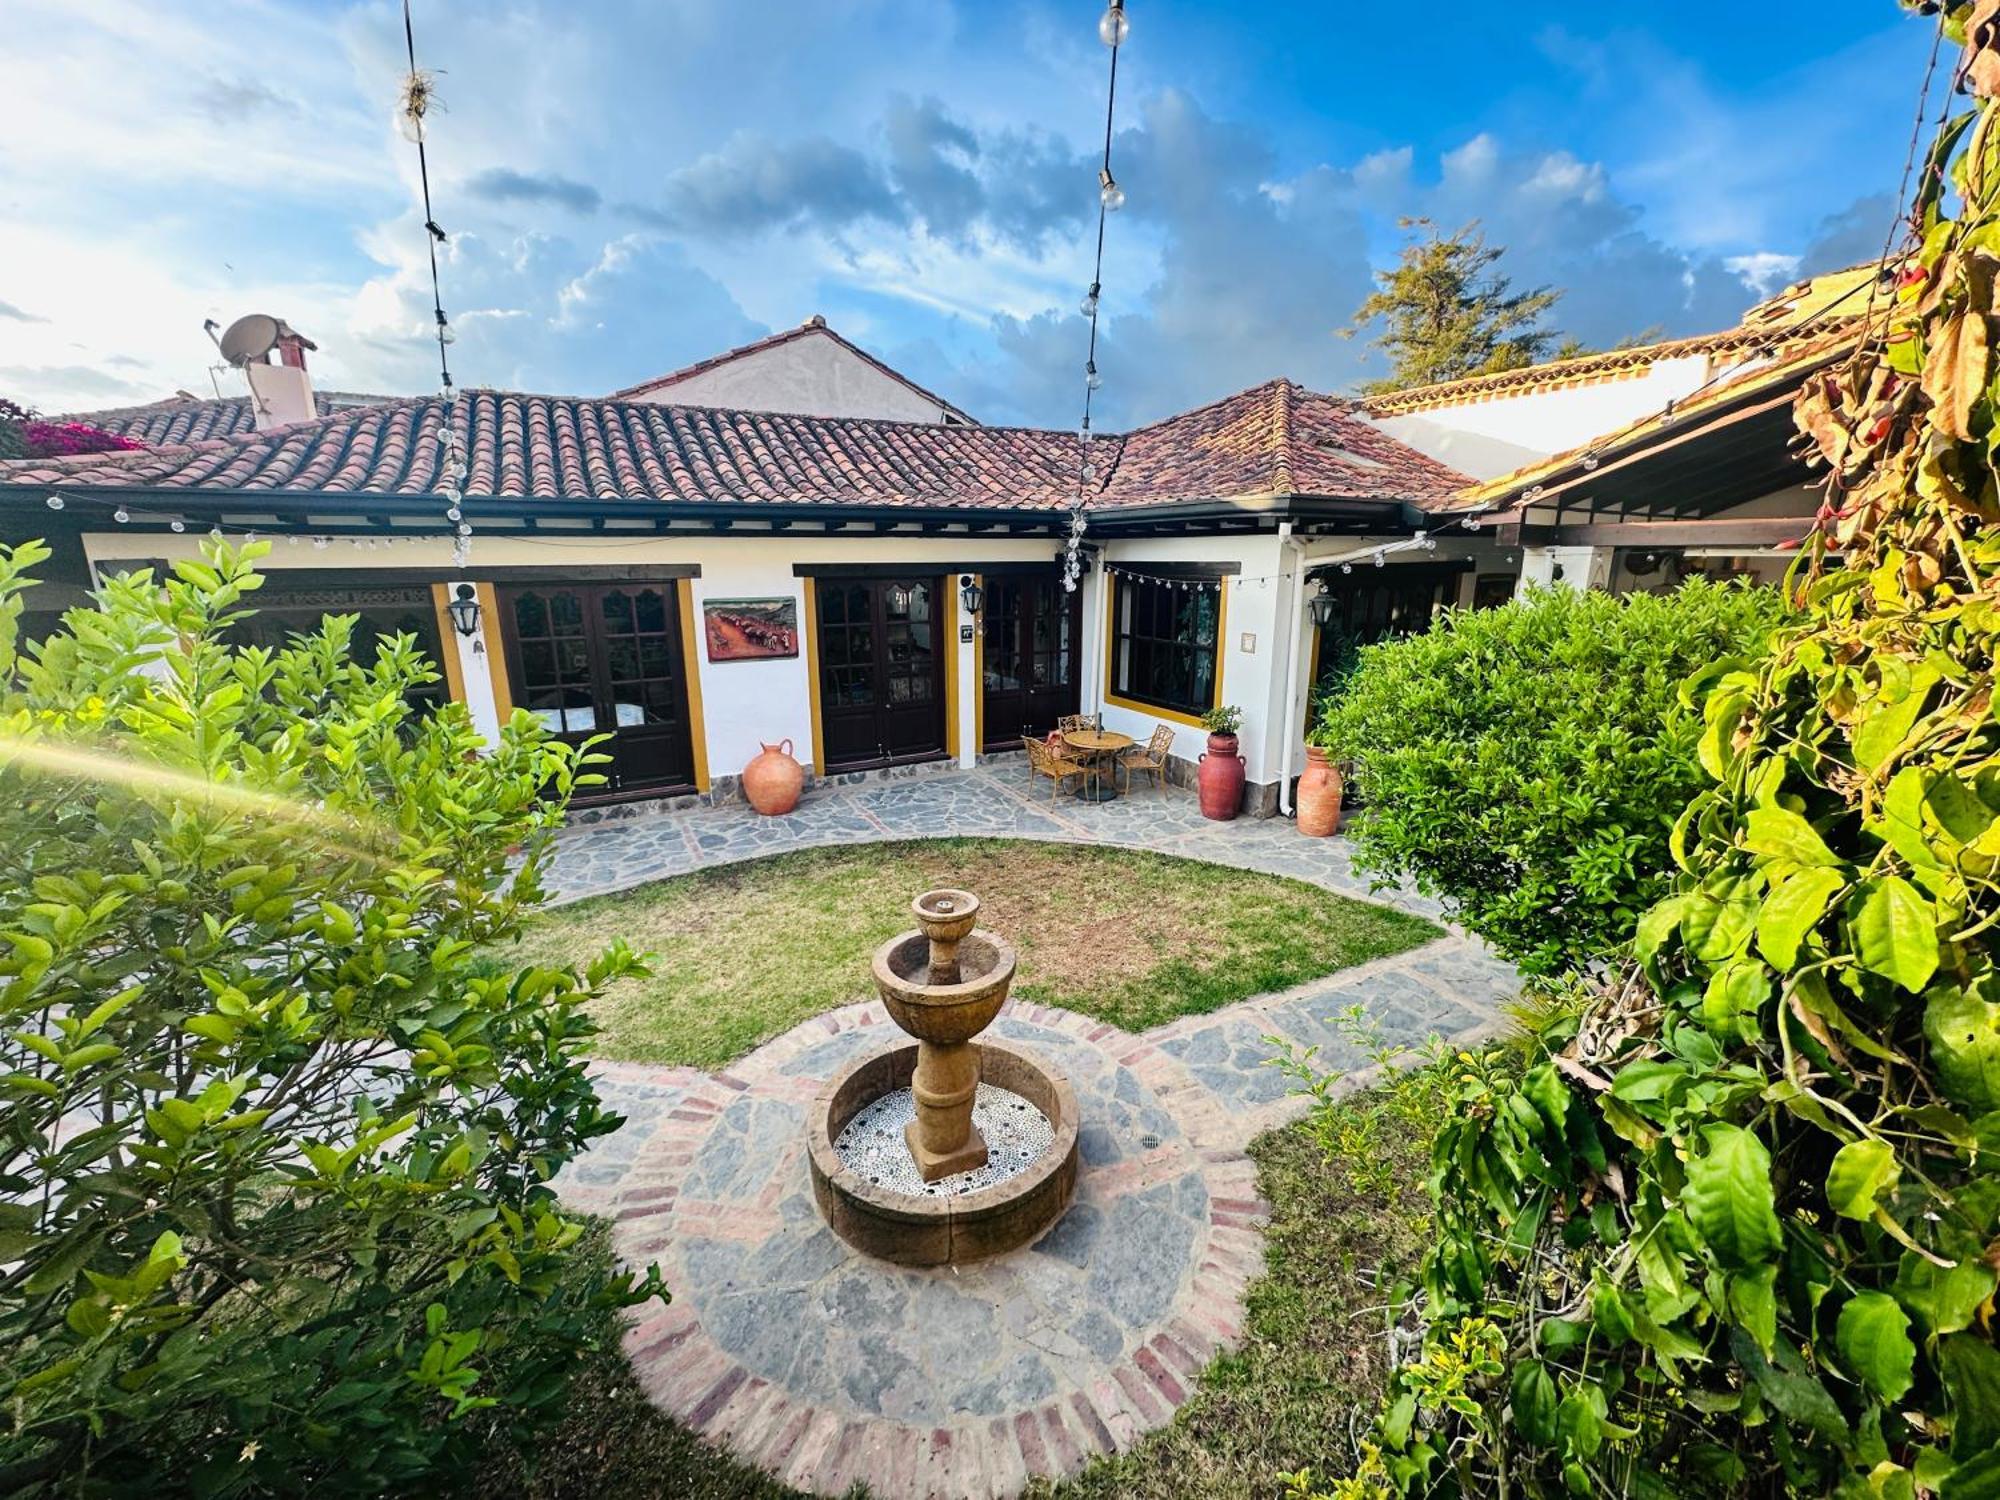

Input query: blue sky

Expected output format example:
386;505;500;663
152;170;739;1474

0;1;1938;427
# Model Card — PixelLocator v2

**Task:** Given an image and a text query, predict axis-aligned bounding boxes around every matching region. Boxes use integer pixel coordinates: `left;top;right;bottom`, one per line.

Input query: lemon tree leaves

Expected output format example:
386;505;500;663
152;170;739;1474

1826;1139;1900;1221
1756;867;1846;968
1924;990;2000;1112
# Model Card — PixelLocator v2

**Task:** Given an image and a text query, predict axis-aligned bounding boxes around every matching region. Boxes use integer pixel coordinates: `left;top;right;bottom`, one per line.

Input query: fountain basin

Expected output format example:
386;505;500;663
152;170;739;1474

870;930;1015;1043
806;1041;1079;1266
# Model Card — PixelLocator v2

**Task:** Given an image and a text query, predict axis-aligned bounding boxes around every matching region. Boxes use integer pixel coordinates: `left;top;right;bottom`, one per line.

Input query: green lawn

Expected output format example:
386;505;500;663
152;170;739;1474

500;838;1440;1067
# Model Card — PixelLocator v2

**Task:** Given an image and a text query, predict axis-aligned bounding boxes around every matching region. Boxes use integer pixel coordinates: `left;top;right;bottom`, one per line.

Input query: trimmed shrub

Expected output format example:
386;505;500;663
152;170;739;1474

1317;581;1788;974
0;541;662;1495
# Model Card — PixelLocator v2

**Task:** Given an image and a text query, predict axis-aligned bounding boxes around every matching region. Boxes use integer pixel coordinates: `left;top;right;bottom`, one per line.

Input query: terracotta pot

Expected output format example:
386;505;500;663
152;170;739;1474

1198;732;1244;821
742;738;804;816
1296;746;1343;838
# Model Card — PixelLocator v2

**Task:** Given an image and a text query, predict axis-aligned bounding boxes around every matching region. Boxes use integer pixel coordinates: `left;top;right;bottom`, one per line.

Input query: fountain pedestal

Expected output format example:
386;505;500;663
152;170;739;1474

809;886;1080;1265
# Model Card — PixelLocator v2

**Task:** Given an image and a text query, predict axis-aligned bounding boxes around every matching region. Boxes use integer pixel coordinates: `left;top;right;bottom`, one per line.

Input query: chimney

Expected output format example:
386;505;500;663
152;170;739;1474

245;319;318;430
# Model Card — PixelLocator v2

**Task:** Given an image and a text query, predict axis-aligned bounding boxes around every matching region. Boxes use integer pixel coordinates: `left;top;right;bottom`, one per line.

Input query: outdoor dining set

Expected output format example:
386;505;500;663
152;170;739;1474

1022;717;1176;803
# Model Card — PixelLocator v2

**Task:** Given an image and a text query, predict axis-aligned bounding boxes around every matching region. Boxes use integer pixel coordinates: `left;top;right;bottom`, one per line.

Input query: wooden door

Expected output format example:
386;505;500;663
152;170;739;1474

499;582;696;799
813;576;947;771
982;574;1082;747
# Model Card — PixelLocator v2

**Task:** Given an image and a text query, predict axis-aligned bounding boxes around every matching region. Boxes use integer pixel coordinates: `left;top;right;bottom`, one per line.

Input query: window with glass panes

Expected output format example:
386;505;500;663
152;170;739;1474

1109;572;1221;718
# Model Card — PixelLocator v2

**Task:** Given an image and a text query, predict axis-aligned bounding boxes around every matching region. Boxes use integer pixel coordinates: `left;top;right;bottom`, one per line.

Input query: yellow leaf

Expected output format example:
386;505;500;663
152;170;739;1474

1922;310;1991;439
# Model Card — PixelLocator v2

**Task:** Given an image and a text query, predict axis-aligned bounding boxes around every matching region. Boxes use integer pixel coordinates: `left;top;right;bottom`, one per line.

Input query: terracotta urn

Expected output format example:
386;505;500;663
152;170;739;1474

1198;732;1244;821
742;738;804;816
1296;745;1343;837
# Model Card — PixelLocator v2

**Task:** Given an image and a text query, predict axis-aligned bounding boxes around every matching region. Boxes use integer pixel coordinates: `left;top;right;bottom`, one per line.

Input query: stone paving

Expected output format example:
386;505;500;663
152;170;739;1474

549;761;1516;1499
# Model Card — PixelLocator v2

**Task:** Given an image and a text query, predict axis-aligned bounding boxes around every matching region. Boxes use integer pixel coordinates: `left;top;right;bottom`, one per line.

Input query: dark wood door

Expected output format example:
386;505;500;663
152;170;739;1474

499;582;696;799
982;574;1082;748
814;576;947;771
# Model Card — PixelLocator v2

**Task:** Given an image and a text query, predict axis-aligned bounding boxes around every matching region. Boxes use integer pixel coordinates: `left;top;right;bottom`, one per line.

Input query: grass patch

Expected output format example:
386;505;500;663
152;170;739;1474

1026;1079;1438;1499
502;838;1439;1067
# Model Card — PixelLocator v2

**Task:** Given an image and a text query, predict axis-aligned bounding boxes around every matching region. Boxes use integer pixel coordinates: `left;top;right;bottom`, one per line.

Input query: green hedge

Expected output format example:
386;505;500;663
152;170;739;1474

1318;581;1788;974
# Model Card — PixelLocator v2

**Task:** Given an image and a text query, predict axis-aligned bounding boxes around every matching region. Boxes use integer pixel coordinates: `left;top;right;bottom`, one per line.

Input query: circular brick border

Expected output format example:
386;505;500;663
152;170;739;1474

608;996;1269;1499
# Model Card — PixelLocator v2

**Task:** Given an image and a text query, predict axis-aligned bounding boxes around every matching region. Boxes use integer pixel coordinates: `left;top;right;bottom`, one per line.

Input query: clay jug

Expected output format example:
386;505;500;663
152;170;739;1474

743;738;804;816
1198;732;1244;821
1296;746;1343;837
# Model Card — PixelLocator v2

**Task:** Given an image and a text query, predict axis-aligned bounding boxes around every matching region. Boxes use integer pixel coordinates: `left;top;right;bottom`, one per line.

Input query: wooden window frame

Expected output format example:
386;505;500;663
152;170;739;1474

1103;571;1227;727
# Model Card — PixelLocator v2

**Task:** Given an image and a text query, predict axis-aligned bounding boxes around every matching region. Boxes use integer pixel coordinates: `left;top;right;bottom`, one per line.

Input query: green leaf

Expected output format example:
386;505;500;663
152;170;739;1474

1896;1252;1999;1338
1683;1124;1782;1270
1837;1292;1917;1402
1728;1264;1779;1355
1827;1139;1902;1221
1850;877;1940;992
1941;1334;2000;1458
1702;960;1770;1043
1853;665;1938;774
1744;806;1840;867
1756;866;1845;968
1511;1360;1559;1446
1926;990;2000;1113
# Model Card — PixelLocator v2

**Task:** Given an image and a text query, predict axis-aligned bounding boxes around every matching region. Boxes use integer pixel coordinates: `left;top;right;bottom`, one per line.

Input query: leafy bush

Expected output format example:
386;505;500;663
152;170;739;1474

1318;581;1788;974
1339;10;2000;1496
0;540;663;1495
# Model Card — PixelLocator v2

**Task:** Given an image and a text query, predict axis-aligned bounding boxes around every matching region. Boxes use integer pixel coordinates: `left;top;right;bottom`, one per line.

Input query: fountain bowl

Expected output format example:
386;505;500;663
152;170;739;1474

870;929;1016;1044
806;1041;1080;1266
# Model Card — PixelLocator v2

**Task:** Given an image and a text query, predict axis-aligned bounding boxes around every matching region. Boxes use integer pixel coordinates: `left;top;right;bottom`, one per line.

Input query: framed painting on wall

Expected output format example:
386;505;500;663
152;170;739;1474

703;596;800;661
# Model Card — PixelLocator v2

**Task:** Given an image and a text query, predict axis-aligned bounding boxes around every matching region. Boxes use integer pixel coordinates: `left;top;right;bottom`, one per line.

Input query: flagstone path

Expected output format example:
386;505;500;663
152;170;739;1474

549;761;1517;1499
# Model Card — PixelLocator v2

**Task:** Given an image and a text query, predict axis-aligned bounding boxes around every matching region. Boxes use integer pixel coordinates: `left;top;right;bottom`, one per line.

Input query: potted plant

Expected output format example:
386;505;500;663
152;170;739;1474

1197;704;1244;821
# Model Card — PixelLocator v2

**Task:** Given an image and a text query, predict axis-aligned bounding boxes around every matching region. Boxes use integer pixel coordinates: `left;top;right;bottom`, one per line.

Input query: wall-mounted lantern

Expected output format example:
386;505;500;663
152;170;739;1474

1306;578;1338;629
446;582;482;637
958;574;984;615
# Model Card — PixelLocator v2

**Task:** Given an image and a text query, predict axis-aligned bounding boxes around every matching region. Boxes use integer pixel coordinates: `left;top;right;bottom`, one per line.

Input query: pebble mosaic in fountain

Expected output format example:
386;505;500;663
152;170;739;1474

835;1082;1055;1198
550;758;1519;1498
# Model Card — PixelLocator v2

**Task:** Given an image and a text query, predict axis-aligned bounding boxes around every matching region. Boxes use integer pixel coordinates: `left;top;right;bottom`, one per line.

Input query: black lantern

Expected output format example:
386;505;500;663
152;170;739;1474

958;574;984;614
446;582;482;637
1306;579;1338;629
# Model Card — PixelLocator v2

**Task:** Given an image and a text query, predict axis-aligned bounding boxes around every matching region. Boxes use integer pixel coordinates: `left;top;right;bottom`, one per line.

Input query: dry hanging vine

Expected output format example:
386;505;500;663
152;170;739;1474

1325;5;2000;1496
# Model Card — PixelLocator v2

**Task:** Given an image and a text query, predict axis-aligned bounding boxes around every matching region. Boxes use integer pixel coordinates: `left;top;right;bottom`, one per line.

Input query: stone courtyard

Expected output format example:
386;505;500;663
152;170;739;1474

550;759;1516;1498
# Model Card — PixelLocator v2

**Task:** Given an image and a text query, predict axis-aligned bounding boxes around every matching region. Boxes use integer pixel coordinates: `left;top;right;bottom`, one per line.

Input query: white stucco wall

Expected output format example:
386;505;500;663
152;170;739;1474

1376;355;1716;467
79;530;1049;788
625;330;959;424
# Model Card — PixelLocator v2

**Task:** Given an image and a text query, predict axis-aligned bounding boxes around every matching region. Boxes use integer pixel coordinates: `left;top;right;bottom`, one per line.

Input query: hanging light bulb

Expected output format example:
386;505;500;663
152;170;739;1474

1086;361;1102;391
313;535;329;550
1080;282;1100;318
170;520;186;533
1463;516;1480;532
1581;454;1601;472
456;522;472;537
446;506;463;523
1097;1;1128;47
44;495;63;511
1373;551;1386;568
113;507;130;524
1340;562;1352;574
1098;168;1125;212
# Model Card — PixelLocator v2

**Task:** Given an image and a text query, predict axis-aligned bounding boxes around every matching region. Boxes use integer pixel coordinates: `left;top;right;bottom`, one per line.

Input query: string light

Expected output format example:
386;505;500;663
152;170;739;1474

113;507;130;524
399;0;472;570
44;495;62;511
1065;0;1127;593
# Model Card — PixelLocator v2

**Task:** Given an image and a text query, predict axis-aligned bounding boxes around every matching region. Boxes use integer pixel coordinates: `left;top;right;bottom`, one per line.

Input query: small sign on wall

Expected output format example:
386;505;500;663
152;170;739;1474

1239;631;1257;653
703;597;800;661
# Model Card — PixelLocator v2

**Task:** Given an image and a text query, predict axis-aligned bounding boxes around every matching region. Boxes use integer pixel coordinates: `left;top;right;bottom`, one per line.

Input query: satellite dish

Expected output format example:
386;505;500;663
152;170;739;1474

217;313;282;368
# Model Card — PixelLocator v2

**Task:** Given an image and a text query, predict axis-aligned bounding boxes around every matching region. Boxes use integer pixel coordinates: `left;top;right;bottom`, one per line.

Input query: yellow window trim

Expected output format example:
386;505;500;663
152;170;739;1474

675;578;712;793
802;577;826;775
1100;570;1228;730
473;582;513;723
971;573;985;753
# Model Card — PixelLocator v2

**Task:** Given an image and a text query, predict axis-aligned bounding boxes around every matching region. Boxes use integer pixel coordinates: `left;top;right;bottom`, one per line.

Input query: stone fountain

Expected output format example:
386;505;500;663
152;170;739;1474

806;889;1079;1266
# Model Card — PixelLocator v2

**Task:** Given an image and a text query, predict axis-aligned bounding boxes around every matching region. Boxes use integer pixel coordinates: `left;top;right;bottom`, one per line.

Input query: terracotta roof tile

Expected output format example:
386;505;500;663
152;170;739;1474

58;390;393;445
3;381;1469;516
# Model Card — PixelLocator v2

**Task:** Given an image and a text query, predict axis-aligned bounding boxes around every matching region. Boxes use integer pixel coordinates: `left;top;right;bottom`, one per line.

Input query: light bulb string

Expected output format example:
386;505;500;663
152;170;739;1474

403;0;453;399
1066;3;1127;596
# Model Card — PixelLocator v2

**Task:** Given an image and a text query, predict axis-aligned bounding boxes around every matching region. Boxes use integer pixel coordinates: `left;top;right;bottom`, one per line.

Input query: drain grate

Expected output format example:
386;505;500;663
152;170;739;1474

833;1083;1054;1198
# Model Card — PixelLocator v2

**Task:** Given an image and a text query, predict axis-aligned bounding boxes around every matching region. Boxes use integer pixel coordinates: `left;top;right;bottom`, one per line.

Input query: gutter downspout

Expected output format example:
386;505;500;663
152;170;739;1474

1276;522;1307;817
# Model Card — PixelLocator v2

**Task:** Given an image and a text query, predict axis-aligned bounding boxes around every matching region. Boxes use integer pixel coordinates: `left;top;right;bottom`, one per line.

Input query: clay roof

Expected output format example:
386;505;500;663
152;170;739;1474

1362;263;1885;417
605;316;978;425
61;390;393;446
2;379;1469;517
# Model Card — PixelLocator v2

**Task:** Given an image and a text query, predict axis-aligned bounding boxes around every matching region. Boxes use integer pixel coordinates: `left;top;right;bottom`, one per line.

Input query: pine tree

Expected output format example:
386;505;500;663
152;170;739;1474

1346;218;1563;394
